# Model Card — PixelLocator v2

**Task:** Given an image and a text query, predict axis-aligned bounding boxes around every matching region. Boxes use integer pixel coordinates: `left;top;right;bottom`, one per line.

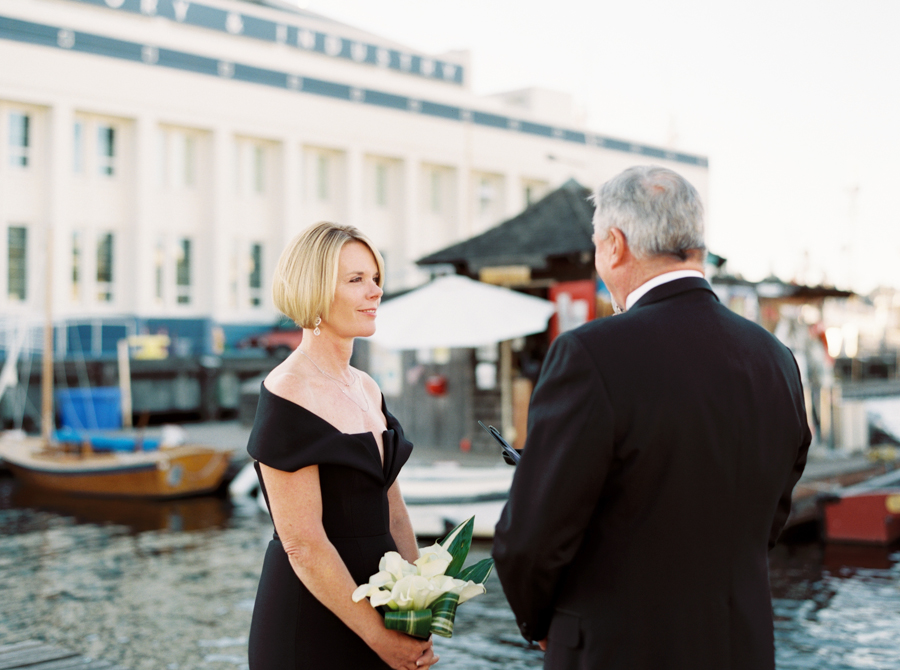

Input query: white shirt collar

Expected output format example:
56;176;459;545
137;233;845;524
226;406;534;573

624;270;705;311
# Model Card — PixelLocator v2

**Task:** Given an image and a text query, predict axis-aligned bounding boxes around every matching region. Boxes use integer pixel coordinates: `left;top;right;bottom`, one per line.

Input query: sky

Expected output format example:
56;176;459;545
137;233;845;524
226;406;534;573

297;0;900;294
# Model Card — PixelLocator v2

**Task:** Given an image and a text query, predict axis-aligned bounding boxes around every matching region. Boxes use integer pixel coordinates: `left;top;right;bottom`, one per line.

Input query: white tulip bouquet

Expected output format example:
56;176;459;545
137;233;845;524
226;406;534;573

352;516;493;638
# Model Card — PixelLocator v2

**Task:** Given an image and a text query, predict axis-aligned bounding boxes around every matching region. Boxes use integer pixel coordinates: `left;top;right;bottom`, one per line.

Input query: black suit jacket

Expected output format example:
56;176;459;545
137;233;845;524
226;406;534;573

493;277;810;670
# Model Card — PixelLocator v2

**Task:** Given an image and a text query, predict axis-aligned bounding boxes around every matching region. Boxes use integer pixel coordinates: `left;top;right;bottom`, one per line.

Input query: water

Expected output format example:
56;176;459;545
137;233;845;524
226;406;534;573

770;541;900;669
1;477;898;670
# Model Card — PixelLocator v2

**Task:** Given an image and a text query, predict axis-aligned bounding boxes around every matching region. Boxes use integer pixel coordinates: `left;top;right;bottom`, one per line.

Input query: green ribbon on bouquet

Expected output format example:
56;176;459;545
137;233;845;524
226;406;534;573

385;608;434;639
428;592;460;638
383;588;462;639
383;592;461;639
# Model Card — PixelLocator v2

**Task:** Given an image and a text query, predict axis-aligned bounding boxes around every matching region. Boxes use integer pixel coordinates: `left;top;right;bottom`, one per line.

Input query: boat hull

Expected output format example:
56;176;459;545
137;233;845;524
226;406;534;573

823;491;900;545
397;464;513;537
0;436;230;499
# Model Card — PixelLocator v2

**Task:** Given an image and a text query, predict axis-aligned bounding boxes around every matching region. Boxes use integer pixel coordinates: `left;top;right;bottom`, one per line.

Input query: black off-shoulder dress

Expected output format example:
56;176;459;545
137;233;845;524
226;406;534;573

247;383;413;669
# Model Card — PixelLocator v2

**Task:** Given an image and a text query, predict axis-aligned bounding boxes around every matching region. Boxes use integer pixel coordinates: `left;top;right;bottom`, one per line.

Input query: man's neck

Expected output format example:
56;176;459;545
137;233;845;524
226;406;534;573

625;269;705;310
613;256;705;308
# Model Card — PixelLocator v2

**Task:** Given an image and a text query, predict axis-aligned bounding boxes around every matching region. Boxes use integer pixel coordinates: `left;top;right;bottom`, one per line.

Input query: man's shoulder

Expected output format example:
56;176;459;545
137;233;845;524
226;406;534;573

566;300;792;356
712;302;794;350
564;305;652;343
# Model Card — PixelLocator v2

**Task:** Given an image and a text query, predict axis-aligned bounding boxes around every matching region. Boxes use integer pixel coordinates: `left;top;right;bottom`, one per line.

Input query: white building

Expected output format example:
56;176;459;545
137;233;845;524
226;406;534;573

0;0;709;355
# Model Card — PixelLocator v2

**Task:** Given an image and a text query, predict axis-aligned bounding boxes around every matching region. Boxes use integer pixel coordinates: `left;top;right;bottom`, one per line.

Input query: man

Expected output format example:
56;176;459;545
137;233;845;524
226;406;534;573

493;166;810;670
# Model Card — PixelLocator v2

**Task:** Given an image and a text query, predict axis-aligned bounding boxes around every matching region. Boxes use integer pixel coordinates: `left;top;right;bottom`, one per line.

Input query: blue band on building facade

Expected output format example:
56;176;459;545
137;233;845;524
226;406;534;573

0;14;708;167
67;0;467;85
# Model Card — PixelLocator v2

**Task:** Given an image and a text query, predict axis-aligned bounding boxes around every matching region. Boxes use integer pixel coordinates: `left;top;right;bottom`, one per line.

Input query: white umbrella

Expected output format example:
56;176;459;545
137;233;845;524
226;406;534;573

369;275;555;350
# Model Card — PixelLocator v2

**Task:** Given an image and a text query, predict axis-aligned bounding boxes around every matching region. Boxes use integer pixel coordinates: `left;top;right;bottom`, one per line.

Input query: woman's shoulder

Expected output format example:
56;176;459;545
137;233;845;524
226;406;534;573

264;360;316;405
249;363;387;477
264;361;341;419
248;368;336;469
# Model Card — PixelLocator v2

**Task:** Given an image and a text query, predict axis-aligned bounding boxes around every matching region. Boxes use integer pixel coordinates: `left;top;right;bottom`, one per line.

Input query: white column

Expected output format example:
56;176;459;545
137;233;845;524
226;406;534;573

345;145;364;231
458;130;473;241
280;137;300;248
268;138;300;314
48;102;73;325
401;154;420;289
209;126;233;319
132;114;156;315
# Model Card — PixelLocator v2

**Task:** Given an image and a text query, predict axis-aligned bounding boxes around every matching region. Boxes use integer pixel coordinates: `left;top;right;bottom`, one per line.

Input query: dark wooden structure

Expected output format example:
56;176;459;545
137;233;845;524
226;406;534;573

1;354;277;432
418;178;597;287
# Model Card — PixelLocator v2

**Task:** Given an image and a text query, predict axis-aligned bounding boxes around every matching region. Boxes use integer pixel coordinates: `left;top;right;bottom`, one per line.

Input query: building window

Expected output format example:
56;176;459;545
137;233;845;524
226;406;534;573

73;122;84;173
317;154;329;201
249;242;263;307
164;131;197;188
71;231;81;302
523;181;546;207
374;163;388;207
253;145;265;193
8;113;30;168
7;226;27;302
176;238;191;304
154;237;165;305
430;170;442;213
478;178;494;213
96;233;114;302
98;125;116;176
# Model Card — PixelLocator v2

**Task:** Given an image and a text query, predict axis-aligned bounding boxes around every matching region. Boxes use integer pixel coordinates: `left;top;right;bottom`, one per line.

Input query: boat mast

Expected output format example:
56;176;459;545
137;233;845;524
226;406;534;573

41;226;53;444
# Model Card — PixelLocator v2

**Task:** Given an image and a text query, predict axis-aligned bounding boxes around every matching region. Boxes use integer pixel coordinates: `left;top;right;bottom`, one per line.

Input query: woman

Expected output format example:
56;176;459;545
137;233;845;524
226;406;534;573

247;222;438;669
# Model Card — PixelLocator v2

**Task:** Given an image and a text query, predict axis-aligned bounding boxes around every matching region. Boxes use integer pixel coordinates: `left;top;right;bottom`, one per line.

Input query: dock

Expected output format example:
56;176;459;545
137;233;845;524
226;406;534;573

0;640;128;670
2;418;897;535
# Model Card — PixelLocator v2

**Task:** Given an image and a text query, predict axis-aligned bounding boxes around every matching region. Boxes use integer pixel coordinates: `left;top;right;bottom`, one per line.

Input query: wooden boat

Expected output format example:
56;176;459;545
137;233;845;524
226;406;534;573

0;431;230;499
821;468;900;545
0;230;228;500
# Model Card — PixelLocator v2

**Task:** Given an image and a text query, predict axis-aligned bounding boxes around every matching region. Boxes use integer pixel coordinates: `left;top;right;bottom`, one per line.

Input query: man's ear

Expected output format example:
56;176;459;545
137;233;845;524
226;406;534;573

607;228;629;268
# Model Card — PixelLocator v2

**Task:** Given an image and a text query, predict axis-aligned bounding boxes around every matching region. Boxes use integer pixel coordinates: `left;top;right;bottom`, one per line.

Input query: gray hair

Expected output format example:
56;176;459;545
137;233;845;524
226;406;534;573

590;165;706;260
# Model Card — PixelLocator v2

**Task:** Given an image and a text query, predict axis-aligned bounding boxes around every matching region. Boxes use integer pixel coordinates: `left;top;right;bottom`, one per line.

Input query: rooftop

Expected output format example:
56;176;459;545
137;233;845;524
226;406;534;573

418;179;595;272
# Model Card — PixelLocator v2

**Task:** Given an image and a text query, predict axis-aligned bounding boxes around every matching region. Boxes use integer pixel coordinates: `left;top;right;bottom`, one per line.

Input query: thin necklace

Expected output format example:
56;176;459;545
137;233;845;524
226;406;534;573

299;349;358;386
299;349;369;413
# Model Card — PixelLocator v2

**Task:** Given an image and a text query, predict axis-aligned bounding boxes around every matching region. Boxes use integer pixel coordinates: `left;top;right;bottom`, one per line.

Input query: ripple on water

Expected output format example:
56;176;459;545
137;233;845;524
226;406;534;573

771;543;900;670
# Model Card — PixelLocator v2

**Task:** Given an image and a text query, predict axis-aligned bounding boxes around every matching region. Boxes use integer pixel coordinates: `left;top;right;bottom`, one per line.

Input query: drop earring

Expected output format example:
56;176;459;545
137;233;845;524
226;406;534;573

313;316;321;336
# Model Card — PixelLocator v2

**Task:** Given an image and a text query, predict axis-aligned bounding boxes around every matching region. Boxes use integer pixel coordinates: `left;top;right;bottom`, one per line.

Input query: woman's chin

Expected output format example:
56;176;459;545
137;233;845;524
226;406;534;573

350;324;377;339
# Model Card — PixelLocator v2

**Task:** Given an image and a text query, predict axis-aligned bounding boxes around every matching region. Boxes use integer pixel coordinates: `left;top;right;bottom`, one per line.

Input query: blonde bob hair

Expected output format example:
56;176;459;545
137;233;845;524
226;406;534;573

272;222;385;328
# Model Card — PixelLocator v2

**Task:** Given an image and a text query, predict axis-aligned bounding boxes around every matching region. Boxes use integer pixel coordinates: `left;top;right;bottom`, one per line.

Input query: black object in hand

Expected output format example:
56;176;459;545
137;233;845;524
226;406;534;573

477;421;521;465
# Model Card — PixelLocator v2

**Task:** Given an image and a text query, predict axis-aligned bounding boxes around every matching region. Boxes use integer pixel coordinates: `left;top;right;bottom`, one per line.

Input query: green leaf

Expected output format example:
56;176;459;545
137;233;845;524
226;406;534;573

439;516;474;578
428;592;459;638
456;557;494;585
384;609;432;639
438;516;469;549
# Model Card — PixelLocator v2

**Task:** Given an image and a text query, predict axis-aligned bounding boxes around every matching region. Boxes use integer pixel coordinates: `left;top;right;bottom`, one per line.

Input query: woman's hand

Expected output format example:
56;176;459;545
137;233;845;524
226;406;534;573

412;642;439;669
371;629;439;669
